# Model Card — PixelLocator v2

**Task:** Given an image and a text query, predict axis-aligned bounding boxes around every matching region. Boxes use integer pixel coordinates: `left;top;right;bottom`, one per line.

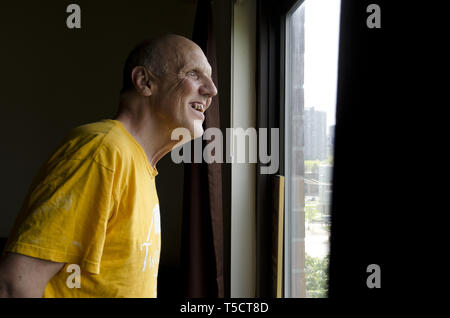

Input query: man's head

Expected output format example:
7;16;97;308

120;34;218;139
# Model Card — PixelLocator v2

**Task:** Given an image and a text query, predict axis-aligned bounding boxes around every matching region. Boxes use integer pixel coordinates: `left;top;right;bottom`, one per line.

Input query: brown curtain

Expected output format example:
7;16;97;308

180;0;224;298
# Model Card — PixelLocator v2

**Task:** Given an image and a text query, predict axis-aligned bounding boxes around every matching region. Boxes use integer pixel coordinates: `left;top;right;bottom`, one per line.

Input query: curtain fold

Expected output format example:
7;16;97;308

180;0;224;298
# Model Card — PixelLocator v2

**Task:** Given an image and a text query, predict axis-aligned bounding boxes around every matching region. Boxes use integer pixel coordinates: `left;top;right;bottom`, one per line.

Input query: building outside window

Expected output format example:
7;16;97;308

285;0;341;298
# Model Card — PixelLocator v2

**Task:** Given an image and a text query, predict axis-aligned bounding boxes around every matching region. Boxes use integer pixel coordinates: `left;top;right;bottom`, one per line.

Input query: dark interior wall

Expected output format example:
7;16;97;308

0;0;231;281
213;0;232;299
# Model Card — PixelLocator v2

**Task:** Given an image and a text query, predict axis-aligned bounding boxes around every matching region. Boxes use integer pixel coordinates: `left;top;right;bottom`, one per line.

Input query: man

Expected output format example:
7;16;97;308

0;34;217;298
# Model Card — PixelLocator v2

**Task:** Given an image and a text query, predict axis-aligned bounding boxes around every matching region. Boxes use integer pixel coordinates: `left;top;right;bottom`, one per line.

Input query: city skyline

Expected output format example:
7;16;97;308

303;0;341;127
304;107;328;161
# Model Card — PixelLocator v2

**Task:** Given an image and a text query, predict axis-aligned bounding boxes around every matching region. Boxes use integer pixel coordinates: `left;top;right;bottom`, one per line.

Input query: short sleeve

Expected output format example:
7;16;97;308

5;157;115;274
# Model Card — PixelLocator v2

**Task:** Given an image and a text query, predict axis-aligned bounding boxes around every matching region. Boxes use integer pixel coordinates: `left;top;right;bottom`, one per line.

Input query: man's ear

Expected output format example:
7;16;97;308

131;66;155;96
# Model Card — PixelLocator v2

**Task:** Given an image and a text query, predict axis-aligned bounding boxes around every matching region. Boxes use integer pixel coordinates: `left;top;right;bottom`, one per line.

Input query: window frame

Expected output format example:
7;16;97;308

255;0;302;297
256;0;342;298
283;0;308;299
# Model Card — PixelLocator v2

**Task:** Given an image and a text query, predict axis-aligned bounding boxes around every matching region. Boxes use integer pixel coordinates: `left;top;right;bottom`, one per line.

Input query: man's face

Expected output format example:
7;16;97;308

150;41;218;140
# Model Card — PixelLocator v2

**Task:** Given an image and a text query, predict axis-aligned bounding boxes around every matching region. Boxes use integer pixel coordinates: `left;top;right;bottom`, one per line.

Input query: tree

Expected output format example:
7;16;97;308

305;254;329;298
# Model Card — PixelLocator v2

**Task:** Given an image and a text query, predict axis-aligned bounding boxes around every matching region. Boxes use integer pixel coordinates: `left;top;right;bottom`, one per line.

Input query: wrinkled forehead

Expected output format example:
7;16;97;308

170;42;212;76
184;52;212;75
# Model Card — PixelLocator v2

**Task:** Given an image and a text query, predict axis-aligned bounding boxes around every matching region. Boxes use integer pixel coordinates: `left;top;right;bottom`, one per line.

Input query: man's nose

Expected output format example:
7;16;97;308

200;76;218;98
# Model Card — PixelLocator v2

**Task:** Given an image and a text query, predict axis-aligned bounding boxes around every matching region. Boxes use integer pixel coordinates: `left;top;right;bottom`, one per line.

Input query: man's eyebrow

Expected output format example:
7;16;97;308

199;66;213;77
196;67;212;75
183;66;212;78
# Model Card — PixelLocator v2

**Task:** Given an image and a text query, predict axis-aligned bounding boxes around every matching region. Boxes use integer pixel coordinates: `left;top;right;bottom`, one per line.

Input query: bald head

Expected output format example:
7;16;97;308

121;34;203;94
116;34;217;146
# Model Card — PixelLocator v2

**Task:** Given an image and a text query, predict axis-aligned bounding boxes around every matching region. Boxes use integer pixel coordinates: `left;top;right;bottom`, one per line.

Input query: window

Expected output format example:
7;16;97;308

284;0;341;298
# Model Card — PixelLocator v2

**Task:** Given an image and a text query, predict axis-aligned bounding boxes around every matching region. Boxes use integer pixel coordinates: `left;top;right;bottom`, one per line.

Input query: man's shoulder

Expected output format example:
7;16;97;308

66;119;116;141
50;119;132;170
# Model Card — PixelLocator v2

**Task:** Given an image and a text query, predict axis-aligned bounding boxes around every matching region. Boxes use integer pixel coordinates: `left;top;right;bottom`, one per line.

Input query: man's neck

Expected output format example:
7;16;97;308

113;96;179;170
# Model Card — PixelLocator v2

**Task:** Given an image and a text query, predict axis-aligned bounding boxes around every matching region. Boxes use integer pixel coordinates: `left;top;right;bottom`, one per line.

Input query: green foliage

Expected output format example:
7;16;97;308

326;155;334;166
304;160;321;173
305;158;334;173
305;254;329;298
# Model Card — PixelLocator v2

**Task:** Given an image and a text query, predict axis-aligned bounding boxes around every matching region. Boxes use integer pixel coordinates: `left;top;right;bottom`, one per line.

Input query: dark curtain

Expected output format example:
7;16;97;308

180;0;224;298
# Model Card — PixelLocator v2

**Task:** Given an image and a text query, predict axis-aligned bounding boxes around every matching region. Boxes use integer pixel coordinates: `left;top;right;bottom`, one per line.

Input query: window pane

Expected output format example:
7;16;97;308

285;0;341;298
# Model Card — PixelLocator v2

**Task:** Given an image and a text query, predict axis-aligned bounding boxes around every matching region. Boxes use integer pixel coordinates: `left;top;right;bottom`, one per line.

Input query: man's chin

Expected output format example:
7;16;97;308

192;125;204;140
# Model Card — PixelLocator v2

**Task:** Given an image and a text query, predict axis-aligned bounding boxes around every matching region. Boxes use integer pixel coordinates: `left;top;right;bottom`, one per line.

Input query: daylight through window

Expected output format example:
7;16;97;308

285;0;341;298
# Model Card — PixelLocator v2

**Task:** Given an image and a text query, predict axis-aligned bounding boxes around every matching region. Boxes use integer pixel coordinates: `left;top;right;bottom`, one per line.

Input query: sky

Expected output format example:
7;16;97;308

294;0;341;127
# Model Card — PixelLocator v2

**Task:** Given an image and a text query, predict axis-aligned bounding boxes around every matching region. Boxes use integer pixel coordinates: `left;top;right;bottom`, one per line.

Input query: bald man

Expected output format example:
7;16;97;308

0;34;217;298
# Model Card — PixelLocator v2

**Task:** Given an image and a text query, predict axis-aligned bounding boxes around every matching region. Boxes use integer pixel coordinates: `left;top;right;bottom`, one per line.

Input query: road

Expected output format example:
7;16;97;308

305;222;330;258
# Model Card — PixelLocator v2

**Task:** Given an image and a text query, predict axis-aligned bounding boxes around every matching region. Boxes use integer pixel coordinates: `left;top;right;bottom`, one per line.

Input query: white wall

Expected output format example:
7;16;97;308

230;0;257;298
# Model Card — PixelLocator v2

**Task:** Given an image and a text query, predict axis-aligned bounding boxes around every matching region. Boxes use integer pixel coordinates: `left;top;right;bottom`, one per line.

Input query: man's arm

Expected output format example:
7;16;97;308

0;252;64;298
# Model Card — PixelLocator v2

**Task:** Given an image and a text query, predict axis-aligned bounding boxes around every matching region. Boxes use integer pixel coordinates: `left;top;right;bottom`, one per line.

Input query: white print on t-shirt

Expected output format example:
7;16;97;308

140;204;160;272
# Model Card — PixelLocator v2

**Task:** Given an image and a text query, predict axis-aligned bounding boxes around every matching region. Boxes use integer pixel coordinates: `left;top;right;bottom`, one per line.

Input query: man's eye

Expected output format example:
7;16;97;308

187;71;198;78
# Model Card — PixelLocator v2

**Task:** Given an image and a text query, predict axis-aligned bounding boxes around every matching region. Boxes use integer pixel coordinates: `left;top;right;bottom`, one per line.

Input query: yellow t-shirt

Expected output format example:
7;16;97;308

4;119;161;297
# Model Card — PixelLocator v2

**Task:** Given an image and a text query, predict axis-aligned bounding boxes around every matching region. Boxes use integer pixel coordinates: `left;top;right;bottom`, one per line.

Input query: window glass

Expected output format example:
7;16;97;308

285;0;341;298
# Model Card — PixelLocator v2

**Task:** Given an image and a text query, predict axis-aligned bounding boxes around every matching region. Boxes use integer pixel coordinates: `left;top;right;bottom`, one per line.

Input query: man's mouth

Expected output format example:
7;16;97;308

190;102;205;113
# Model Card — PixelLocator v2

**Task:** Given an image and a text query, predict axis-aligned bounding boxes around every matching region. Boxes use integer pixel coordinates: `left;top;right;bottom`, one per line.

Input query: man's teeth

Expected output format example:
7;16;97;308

191;103;205;112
